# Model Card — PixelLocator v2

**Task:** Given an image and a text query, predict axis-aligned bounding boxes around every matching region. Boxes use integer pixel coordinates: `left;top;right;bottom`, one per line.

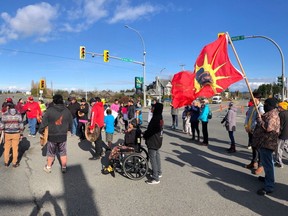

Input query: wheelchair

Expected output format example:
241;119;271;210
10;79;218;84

111;127;149;181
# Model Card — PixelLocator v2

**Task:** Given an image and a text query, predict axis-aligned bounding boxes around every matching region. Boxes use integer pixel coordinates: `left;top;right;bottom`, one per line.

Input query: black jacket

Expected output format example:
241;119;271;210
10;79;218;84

39;104;73;143
67;102;80;118
279;110;288;140
143;103;164;150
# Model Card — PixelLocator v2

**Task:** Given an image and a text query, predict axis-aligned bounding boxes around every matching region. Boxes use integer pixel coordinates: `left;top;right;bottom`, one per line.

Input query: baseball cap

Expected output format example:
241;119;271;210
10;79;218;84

28;96;34;101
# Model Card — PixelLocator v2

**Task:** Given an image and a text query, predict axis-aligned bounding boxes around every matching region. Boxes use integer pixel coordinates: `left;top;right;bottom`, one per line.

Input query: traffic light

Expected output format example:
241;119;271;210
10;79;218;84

103;50;109;62
80;46;86;59
277;76;283;86
39;79;45;90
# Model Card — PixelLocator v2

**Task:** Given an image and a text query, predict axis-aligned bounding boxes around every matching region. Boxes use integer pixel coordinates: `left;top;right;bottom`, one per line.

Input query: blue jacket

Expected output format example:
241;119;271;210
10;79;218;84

198;104;210;122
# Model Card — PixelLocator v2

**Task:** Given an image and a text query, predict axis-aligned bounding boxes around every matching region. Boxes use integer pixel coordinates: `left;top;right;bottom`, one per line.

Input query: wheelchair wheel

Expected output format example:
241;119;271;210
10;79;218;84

122;153;148;180
139;146;149;161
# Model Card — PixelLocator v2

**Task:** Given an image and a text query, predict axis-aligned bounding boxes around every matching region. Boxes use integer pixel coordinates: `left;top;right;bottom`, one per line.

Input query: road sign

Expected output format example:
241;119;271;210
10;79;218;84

231;35;245;41
121;58;133;62
135;77;143;89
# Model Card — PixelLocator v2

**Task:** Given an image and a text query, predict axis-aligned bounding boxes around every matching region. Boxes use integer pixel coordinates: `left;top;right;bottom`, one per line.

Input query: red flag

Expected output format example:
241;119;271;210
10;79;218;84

193;34;243;98
171;71;196;108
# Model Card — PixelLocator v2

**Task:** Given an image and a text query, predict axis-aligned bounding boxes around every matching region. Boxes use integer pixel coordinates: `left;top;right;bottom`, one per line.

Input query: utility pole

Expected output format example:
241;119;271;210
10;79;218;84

179;64;185;71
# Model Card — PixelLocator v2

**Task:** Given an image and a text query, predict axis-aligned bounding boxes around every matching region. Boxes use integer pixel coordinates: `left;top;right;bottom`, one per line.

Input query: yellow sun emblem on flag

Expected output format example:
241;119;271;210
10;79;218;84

194;54;228;93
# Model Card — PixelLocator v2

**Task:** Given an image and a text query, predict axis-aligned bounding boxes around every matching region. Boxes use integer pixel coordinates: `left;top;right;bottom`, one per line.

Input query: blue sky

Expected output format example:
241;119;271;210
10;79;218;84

0;0;287;92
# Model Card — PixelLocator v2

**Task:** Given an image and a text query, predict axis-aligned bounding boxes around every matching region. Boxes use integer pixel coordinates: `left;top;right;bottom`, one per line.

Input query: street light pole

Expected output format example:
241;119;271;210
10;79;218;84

125;25;147;107
244;35;285;101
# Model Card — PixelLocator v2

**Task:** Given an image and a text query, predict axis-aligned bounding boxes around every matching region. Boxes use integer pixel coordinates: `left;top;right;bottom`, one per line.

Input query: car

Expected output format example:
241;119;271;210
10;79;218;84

211;96;222;104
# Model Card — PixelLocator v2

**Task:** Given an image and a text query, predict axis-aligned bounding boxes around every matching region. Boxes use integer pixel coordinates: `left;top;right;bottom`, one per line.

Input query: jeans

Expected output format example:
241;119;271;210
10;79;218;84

259;148;275;192
28;118;37;135
148;149;162;181
72;118;78;135
228;131;235;144
172;115;178;128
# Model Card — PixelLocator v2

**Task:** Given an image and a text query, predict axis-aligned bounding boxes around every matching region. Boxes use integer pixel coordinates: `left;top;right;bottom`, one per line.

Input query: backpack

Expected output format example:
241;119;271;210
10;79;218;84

208;111;212;119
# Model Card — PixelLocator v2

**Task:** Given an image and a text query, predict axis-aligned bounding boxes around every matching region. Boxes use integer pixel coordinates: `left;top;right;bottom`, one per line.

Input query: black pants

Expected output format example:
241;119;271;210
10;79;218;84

191;121;200;138
202;122;208;144
94;128;104;157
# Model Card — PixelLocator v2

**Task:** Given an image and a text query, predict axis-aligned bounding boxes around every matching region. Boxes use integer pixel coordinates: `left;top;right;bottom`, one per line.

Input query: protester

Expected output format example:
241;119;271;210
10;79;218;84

67;97;80;136
190;100;201;141
77;98;89;141
101;119;138;175
170;103;179;129
127;99;135;122
104;109;114;150
198;99;210;146
0;102;24;168
39;94;73;173
182;105;190;133
23;96;42;137
2;97;13;113
88;97;105;160
252;98;280;196
221;102;237;153
110;99;120;127
15;98;26;121
274;101;288;168
143;102;164;185
244;92;265;174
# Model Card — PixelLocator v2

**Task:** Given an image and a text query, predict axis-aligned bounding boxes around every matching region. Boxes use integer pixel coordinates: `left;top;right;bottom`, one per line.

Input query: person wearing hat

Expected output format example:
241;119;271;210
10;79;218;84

252;98;280;195
0;102;24;168
77;98;89;141
274;101;288;168
244;92;264;174
67;97;80;137
88;97;105;160
39;94;73;173
1;97;13;113
221;101;237;153
23;96;42;137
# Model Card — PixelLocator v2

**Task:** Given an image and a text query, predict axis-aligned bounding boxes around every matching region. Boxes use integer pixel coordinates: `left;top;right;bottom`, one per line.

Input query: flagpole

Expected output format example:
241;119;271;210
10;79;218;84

225;32;261;116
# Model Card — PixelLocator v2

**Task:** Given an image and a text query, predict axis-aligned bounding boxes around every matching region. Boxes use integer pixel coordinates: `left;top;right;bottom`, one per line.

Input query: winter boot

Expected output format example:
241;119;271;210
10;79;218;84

227;144;236;153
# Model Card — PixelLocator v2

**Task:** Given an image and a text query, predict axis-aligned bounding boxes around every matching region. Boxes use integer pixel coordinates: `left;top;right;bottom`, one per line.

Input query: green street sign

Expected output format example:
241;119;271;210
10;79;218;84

135;77;143;89
231;35;245;41
122;58;133;62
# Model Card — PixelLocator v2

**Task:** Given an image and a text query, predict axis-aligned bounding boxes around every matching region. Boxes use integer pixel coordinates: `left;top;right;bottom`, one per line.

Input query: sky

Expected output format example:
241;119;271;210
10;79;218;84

0;0;287;93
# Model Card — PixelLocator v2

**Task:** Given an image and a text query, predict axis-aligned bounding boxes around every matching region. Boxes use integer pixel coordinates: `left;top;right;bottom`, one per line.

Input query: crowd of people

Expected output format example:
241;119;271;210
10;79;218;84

1;93;288;190
0;95;163;185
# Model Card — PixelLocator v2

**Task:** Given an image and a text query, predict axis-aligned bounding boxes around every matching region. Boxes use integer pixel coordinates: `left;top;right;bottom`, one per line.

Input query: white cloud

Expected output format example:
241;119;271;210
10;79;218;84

0;2;58;43
108;1;159;24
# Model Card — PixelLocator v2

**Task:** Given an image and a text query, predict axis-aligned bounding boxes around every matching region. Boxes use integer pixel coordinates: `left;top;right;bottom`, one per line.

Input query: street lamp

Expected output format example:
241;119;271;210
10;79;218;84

125;25;147;107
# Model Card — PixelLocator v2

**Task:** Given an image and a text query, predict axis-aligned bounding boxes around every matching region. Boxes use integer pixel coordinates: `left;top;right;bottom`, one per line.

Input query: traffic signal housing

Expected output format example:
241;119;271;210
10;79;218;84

103;50;109;62
80;46;86;59
277;76;283;86
39;79;45;90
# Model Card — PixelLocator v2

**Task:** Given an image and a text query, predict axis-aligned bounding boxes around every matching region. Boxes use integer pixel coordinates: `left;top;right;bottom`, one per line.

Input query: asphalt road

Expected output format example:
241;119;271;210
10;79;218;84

0;100;287;216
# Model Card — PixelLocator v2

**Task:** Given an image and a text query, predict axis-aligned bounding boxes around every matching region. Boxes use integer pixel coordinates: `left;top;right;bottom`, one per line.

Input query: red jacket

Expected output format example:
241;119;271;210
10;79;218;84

90;102;104;130
23;101;42;119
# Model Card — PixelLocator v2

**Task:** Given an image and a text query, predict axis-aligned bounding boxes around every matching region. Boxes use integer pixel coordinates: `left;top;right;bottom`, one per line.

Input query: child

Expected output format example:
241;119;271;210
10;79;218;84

104;109;115;150
185;111;192;135
135;107;143;125
118;113;125;134
102;119;138;175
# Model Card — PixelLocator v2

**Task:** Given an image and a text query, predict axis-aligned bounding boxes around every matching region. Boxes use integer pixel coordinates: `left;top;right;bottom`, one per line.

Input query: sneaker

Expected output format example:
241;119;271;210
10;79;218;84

89;156;100;160
159;174;162;178
61;167;67;173
32;135;36;138
247;145;252;150
44;165;52;173
28;134;32;137
150;174;162;178
146;179;160;185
